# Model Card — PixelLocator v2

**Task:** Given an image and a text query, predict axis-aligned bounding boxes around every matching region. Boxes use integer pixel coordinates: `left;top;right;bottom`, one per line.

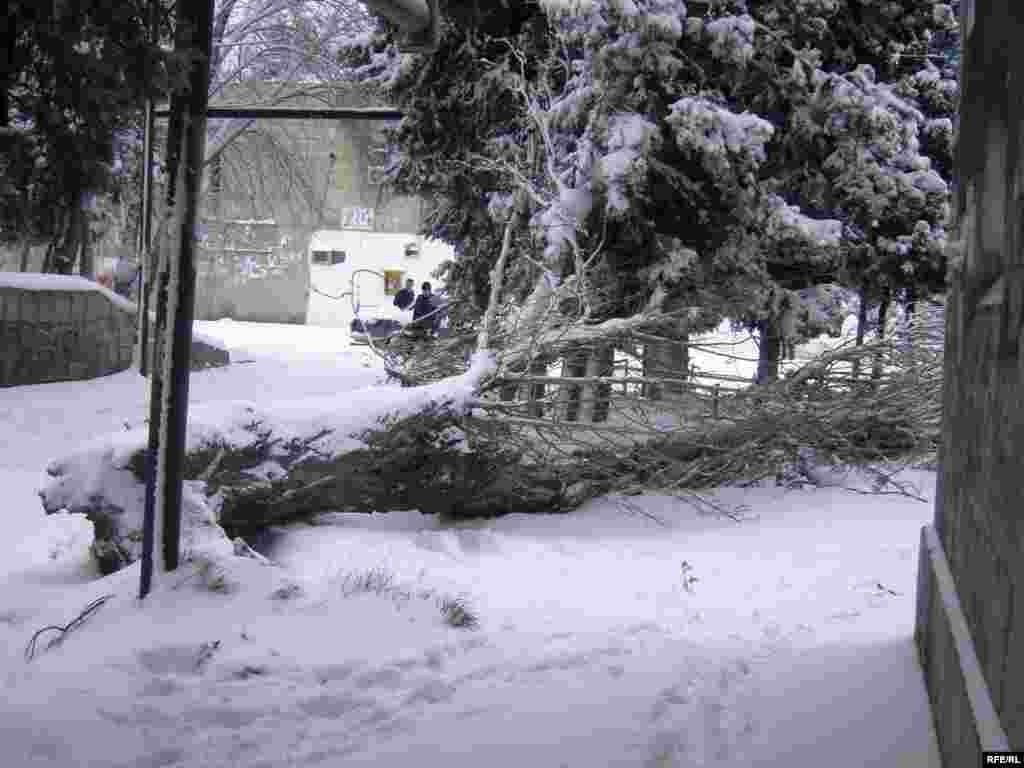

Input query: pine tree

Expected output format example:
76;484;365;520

346;0;957;381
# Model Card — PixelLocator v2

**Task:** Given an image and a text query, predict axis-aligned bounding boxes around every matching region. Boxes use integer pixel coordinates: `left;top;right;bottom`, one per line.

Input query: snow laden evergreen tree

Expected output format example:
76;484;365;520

682;0;957;379
346;2;778;384
345;0;956;383
1;1;181;274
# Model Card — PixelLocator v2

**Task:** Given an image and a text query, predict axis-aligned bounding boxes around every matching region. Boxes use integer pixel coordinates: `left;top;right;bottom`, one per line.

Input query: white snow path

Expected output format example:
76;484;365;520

0;321;940;767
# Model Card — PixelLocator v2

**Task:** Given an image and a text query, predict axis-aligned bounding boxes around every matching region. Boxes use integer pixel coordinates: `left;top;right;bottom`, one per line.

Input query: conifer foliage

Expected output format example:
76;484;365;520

348;0;957;381
1;1;181;272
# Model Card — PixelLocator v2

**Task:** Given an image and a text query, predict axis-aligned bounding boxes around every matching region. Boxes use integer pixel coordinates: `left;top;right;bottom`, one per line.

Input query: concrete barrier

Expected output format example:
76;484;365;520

0;273;229;388
0;274;137;387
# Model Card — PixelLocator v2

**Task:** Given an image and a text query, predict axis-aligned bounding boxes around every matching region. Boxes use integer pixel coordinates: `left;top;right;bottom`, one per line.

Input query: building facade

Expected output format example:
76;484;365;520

195;83;432;324
915;1;1024;763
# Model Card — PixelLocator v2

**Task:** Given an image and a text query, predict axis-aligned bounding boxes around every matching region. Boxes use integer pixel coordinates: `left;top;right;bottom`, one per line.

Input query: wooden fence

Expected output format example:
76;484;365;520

480;335;888;442
485;340;750;431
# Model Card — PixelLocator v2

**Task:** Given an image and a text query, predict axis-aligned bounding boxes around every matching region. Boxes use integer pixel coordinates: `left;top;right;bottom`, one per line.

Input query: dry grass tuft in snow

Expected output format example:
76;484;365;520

340;567;398;597
335;567;481;629
438;595;480;630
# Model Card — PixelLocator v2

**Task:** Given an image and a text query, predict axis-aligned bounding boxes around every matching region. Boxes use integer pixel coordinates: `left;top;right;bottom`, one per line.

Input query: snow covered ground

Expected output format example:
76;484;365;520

0;320;939;767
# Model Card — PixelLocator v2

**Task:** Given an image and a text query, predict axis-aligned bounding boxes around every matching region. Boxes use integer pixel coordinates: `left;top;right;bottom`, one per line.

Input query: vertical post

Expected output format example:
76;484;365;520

140;103;181;599
140;0;215;598
526;357;547;419
558;346;588;422
138;0;158;377
137;93;156;376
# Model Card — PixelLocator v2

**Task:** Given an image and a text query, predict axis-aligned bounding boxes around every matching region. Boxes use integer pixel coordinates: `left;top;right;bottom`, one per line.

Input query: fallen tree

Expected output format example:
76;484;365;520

39;353;579;574
39;303;943;575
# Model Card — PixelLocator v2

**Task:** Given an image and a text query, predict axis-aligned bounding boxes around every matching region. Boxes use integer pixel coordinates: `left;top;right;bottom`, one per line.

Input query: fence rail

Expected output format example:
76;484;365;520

481;334;902;436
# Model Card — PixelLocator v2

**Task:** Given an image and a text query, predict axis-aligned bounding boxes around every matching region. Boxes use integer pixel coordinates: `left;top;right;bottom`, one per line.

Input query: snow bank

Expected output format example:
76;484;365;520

3;470;940;768
0;319;942;767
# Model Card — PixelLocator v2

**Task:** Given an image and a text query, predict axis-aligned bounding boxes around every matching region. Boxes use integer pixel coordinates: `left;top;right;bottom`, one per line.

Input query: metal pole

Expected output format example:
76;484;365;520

153;106;404;120
138;0;158;378
139;99;181;599
162;0;214;574
140;0;215;596
137;98;156;376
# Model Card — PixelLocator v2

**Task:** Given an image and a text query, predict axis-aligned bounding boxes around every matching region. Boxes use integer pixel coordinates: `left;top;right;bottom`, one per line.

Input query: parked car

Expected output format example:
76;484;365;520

349;286;452;346
349;316;404;345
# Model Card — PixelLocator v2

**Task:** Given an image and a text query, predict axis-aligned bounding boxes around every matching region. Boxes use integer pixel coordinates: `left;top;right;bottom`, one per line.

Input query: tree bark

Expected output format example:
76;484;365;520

41;237;57;274
871;292;890;383
642;325;689;400
580;345;615;423
78;227;94;279
852;285;870;380
755;316;783;384
52;189;86;275
900;296;916;349
17;239;32;272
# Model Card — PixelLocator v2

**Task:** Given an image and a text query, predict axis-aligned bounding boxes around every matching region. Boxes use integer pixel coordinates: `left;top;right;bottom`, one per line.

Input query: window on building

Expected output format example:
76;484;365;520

312;250;346;265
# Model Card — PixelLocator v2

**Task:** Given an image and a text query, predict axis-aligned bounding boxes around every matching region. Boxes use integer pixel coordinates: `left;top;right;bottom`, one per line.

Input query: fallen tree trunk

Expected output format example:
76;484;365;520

39;398;576;574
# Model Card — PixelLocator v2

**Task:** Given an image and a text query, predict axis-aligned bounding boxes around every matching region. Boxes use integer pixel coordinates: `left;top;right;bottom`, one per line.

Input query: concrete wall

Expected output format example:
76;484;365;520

0;281;136;387
193;250;309;325
192;220;310;325
915;0;1024;762
0;276;230;388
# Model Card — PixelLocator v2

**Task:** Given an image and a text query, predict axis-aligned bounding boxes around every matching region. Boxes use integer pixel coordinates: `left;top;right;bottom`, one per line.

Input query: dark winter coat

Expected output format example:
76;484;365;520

412;293;436;325
394;287;415;310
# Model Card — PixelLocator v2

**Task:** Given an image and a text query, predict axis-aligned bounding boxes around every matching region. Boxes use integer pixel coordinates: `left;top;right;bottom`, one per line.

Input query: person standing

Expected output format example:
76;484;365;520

412;281;437;332
394;278;415;310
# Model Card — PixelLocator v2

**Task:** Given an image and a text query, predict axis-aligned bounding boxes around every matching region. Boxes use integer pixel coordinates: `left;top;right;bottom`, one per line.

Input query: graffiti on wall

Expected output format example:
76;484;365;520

195;218;309;323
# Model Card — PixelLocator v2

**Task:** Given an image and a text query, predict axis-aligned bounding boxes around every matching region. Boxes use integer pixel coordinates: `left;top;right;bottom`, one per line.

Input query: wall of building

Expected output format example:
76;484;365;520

194;84;429;327
193;219;310;324
916;0;1024;762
